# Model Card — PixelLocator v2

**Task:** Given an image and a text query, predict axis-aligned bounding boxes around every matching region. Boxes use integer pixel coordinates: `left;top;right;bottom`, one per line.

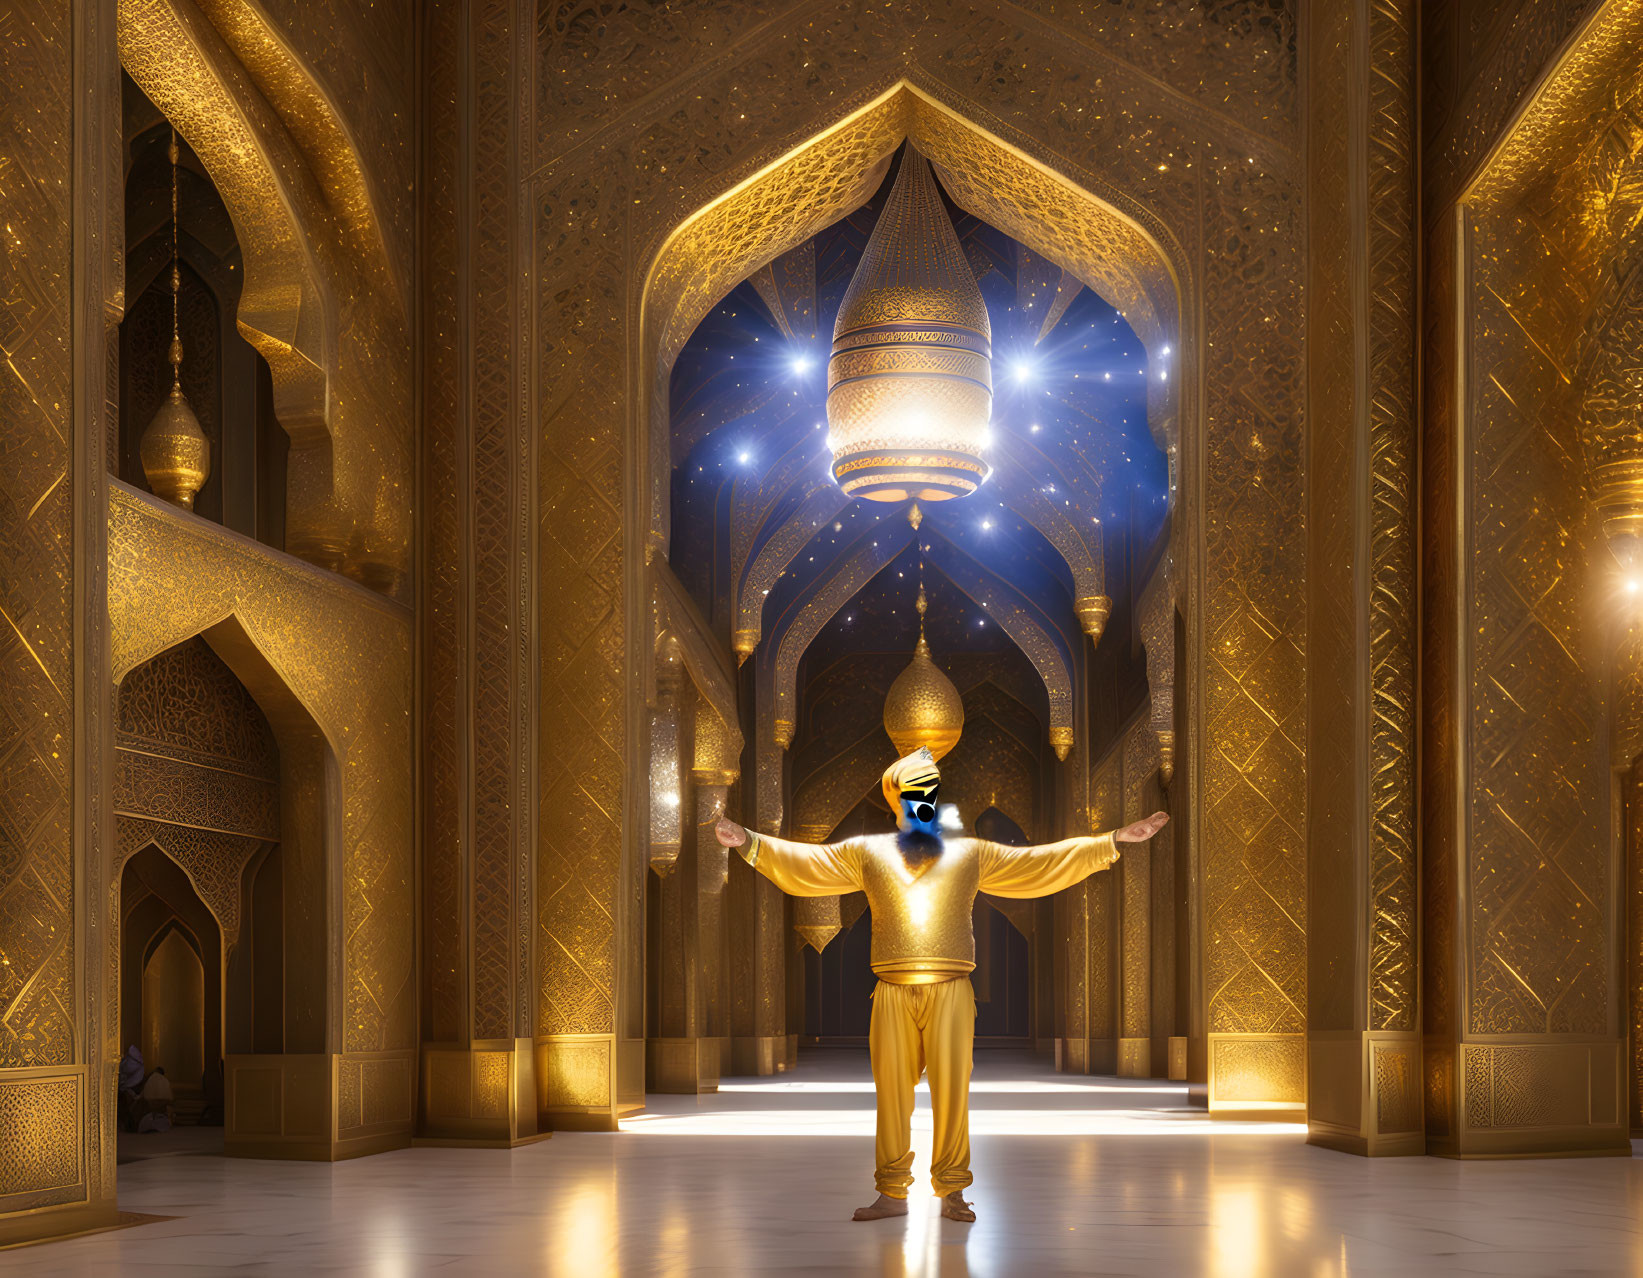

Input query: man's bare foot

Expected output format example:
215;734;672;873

851;1193;909;1221
940;1191;976;1222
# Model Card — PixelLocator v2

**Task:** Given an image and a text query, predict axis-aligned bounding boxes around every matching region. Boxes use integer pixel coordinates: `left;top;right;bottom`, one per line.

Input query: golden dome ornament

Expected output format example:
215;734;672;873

883;588;964;761
140;132;210;511
826;147;992;504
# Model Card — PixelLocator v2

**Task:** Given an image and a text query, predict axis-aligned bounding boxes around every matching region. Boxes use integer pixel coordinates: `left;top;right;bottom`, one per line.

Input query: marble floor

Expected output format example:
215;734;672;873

11;1047;1643;1276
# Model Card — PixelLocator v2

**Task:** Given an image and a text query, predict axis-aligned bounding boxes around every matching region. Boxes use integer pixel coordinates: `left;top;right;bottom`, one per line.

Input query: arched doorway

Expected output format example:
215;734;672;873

113;620;336;1159
119;847;220;1138
641;128;1180;1102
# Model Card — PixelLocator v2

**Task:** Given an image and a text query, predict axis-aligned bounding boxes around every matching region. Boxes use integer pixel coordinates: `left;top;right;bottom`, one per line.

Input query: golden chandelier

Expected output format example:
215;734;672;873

883;588;964;761
826;147;992;504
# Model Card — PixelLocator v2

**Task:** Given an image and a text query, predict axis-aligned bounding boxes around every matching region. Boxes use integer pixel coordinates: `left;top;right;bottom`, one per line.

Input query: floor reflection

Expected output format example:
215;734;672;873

21;1047;1643;1277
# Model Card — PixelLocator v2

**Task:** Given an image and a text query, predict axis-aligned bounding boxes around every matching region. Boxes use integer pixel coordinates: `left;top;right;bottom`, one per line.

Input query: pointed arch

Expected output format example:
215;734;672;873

639;79;1188;567
108;484;414;1059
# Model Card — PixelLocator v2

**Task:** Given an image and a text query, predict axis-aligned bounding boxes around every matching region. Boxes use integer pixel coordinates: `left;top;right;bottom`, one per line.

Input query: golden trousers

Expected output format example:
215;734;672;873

869;976;976;1198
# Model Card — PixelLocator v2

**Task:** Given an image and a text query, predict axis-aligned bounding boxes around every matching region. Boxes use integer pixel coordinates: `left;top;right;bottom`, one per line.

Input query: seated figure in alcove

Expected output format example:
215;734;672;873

716;746;1168;1223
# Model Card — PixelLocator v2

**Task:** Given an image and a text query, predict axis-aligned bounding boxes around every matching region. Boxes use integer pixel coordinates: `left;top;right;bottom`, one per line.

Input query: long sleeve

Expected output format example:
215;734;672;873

739;830;865;896
977;833;1119;898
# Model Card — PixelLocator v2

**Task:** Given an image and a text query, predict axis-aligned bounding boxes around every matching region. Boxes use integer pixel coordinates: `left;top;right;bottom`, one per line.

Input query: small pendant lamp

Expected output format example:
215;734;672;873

139;129;211;510
883;584;965;761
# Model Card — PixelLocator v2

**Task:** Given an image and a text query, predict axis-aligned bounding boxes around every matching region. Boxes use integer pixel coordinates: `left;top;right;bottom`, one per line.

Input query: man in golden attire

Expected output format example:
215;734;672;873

716;746;1168;1223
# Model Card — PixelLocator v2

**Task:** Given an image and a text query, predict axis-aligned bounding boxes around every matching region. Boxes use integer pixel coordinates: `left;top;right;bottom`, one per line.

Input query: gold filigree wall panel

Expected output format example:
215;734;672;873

536;142;628;1051
107;485;414;1055
0;1076;81;1205
119;0;413;591
1423;0;1598;215
115;635;281;844
115;817;263;950
115;750;278;841
1;0;119;1238
1460;85;1637;1043
0;0;80;1077
1366;0;1418;1037
1422;0;1641;1155
1198;141;1307;1048
117;636;279;774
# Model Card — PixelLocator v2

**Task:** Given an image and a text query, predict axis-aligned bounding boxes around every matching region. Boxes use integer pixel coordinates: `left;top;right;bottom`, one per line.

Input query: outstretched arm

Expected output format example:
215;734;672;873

978;812;1169;898
714;818;864;896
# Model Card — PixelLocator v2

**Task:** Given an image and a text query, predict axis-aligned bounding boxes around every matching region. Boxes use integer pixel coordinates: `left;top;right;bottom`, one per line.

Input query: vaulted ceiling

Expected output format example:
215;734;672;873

668;146;1169;777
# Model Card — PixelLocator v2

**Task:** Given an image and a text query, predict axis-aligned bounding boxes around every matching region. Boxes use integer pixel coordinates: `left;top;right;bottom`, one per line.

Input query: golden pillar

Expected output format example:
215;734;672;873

1301;0;1421;1152
728;867;791;1074
0;0;119;1245
418;0;541;1142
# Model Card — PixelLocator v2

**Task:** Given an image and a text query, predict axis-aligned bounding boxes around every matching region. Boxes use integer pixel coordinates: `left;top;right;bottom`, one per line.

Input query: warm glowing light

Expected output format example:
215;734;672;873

555;1181;619;1276
1628;578;1640;594
826;149;991;503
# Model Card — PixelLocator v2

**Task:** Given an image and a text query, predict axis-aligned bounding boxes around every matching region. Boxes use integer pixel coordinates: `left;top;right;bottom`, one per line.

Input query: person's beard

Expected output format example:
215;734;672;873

897;825;943;867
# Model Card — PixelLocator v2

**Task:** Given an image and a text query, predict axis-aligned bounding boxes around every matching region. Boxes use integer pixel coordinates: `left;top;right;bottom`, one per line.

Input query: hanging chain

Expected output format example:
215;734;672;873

168;129;182;390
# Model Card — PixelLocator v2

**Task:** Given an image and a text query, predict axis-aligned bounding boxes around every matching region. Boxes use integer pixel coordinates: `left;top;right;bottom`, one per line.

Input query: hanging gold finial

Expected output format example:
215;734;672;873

883;581;964;760
907;501;923;531
140;130;211;511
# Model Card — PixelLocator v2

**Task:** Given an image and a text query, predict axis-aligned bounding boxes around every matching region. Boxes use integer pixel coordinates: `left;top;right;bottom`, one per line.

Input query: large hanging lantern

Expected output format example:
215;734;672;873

883;589;965;761
140;131;210;511
826;148;992;504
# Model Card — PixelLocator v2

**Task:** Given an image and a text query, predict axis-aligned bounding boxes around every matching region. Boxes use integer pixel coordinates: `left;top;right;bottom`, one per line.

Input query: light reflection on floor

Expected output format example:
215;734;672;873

17;1047;1643;1277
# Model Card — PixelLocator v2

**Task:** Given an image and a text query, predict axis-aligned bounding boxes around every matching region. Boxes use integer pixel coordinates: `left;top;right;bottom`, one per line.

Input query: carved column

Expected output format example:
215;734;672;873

693;699;736;1072
418;0;540;1144
1302;0;1420;1152
648;675;736;1093
1056;746;1118;1075
1117;723;1157;1077
726;699;791;1074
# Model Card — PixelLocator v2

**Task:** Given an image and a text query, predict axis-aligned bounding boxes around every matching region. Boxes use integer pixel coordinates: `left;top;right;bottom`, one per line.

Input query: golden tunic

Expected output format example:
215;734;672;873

742;830;1119;984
